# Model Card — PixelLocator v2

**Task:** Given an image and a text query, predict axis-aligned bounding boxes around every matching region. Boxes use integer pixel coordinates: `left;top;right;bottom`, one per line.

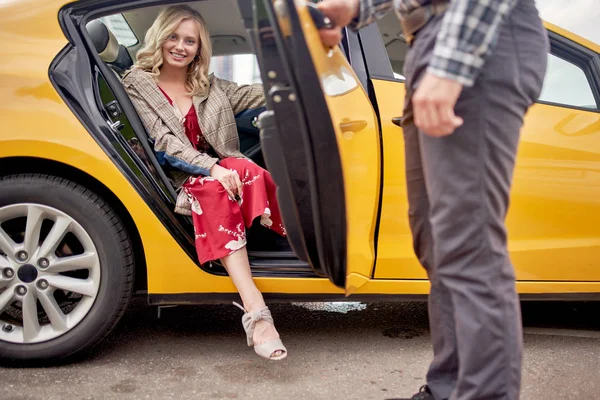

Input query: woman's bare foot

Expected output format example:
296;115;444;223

252;317;284;358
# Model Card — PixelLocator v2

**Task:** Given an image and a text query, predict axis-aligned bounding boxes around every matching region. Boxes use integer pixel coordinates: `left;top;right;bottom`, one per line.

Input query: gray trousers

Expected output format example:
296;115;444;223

401;1;548;399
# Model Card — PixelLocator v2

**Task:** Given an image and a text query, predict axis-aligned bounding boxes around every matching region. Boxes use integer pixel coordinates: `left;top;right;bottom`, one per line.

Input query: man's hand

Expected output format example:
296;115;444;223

316;0;360;47
413;73;464;137
210;164;243;200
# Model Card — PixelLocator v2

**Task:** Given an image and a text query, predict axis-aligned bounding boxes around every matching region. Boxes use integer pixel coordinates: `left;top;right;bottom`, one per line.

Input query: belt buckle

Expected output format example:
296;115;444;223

401;6;432;47
400;23;415;46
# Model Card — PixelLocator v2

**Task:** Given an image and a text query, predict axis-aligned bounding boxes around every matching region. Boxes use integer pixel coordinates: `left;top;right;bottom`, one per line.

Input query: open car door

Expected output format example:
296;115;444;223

238;0;382;294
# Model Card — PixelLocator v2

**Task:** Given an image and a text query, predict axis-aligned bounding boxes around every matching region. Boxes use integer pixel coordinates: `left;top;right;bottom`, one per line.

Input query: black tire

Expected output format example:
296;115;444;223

0;173;135;365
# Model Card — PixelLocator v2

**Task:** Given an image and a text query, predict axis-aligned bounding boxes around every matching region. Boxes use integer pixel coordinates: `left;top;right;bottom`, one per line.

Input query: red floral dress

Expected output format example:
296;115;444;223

159;87;286;264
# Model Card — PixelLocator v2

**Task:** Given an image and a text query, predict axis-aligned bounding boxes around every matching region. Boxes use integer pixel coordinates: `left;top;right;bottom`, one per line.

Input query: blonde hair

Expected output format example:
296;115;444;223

134;5;212;97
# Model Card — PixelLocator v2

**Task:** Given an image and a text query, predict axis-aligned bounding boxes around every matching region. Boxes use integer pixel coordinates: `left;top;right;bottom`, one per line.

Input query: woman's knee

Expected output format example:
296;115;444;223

220;157;266;177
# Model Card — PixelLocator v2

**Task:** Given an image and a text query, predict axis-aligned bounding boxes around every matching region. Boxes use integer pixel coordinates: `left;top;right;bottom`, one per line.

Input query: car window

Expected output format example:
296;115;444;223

375;13;408;80
538;54;597;110
209;54;262;85
99;14;138;47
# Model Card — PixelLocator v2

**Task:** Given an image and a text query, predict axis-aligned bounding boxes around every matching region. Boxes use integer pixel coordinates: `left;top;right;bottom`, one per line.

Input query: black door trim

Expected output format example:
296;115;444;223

241;0;348;287
541;30;600;112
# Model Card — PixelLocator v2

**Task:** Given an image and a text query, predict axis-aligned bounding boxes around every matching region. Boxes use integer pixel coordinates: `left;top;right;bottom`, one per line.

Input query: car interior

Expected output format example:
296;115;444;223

87;0;266;164
375;11;408;80
85;0;315;275
86;19;135;76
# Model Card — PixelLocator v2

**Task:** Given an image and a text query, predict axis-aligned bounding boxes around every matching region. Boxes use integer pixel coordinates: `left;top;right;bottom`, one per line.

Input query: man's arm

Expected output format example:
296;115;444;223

349;0;395;30
317;0;393;47
429;0;518;87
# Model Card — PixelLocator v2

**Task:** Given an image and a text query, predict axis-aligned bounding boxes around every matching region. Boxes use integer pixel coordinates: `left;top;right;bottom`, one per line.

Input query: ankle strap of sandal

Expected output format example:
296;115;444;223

233;302;274;325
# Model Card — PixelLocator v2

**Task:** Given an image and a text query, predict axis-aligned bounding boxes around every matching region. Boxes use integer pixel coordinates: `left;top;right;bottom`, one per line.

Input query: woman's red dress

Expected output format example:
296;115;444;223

159;87;286;264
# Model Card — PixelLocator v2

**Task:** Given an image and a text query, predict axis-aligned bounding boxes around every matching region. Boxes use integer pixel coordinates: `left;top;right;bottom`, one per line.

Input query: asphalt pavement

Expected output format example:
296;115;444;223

2;299;599;399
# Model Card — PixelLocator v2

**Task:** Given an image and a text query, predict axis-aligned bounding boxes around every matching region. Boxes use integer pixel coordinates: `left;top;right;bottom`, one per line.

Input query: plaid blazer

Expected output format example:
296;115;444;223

122;68;266;215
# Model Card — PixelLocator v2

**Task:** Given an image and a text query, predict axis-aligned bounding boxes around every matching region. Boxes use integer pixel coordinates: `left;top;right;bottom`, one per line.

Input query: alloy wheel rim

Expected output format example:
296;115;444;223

0;203;101;344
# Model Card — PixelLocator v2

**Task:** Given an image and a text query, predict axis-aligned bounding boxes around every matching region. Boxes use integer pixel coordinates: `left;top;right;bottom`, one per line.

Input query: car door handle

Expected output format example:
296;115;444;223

339;119;367;133
392;117;403;127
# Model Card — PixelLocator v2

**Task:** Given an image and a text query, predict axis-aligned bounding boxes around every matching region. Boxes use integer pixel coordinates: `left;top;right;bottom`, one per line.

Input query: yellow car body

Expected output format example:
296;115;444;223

0;0;599;363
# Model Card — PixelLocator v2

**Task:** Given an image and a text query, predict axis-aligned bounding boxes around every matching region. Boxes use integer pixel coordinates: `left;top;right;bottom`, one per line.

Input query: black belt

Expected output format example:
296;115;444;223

399;0;450;46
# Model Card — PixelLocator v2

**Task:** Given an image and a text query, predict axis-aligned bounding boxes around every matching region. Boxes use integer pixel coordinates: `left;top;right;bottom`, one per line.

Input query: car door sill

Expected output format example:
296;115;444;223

205;251;319;278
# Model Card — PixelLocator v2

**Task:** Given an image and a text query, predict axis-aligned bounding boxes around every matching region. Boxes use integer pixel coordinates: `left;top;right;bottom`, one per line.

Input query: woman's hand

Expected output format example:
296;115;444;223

210;164;243;200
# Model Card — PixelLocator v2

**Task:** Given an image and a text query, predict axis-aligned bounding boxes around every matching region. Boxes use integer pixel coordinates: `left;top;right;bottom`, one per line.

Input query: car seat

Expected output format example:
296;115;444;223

86;19;134;77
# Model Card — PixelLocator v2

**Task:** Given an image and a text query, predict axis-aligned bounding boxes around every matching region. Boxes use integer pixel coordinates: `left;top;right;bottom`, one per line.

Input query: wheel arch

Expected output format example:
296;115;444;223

0;156;147;292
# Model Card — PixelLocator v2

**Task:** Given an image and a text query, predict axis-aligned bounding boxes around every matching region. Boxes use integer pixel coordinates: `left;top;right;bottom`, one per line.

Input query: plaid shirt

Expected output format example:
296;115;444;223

351;0;518;86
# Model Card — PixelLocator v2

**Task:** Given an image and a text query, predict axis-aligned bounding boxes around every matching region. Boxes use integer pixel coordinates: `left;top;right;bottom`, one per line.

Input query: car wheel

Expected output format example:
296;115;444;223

0;173;134;365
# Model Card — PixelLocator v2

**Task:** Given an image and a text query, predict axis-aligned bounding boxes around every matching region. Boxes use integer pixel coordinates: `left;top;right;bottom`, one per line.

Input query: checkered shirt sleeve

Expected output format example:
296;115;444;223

428;0;518;86
351;0;518;87
350;0;395;30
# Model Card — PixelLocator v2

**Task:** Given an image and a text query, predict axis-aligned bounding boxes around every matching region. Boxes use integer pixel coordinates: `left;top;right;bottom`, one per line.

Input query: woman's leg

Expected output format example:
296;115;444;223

182;165;285;356
220;247;283;356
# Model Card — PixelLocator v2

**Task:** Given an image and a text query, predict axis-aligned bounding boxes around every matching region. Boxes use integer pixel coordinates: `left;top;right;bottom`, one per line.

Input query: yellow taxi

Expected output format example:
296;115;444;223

0;0;598;364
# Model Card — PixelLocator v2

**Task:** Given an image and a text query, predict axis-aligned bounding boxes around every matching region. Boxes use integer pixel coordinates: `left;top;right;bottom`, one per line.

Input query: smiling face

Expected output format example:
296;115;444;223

161;18;200;71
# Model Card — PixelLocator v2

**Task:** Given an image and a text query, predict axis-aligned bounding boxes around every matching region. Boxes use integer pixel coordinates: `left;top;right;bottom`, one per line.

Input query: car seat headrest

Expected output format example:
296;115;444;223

86;20;120;63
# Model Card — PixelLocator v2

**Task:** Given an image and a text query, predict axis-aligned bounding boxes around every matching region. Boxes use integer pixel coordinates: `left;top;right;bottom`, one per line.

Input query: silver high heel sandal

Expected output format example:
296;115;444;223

233;302;287;361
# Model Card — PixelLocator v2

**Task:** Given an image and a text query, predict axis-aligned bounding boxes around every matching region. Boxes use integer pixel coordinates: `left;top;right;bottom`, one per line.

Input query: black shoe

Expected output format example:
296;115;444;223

386;385;435;400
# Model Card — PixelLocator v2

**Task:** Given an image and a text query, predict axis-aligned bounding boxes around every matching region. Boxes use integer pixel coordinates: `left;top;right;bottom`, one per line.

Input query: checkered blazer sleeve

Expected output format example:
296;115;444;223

212;77;266;116
126;86;219;176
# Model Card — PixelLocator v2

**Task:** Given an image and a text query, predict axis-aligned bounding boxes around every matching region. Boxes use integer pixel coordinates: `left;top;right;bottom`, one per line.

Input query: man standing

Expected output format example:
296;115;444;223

317;0;548;399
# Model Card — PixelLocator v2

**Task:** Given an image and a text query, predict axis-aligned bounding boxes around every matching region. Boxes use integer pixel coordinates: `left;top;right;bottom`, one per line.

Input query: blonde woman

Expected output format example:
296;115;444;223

122;5;287;361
